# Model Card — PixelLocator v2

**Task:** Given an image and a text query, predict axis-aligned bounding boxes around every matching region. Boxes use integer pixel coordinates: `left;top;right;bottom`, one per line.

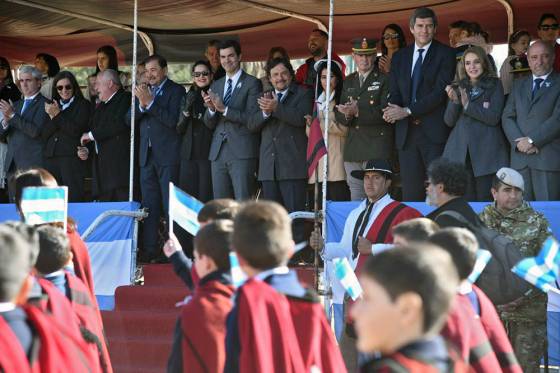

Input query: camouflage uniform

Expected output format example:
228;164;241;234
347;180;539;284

479;201;549;373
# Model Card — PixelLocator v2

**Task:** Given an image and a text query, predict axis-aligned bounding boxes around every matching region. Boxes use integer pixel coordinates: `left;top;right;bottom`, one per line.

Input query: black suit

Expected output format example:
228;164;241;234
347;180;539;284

90;89;131;201
248;83;312;212
389;40;456;201
42;96;91;201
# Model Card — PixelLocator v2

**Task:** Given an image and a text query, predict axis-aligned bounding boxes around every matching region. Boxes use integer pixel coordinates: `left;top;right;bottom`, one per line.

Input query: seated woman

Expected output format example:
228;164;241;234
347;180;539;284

443;45;508;201
42;71;91;202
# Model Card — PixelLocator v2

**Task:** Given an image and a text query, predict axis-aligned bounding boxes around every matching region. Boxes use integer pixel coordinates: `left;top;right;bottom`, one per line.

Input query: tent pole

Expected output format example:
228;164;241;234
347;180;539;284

5;0;154;54
129;0;138;202
495;0;514;35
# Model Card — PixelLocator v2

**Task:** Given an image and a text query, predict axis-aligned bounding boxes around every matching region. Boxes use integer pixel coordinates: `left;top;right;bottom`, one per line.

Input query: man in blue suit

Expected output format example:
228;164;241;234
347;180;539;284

0;65;47;200
133;54;185;262
383;7;456;201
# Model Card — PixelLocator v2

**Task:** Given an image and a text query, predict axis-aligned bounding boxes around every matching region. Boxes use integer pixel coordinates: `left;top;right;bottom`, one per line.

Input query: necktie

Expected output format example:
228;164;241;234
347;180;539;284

411;48;425;103
352;201;374;259
359;74;365;87
532;78;544;99
223;79;233;106
21;98;32;114
277;92;283;102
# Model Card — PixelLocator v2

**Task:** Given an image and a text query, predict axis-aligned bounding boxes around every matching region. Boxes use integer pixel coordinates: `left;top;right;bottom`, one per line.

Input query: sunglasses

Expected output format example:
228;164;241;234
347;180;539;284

56;84;73;91
539;24;559;31
383;33;400;40
193;71;210;78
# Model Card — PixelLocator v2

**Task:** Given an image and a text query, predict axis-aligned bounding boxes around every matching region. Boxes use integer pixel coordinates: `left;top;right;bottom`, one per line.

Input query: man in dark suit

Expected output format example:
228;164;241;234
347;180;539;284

0;65;47;199
205;40;226;81
79;69;131;202
248;57;312;213
336;37;391;201
131;54;185;262
383;7;456;201
203;40;262;199
503;40;560;200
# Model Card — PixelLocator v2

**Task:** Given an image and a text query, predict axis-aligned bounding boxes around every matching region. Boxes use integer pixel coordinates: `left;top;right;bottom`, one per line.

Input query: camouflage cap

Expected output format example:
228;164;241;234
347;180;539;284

351;37;378;55
496;167;524;192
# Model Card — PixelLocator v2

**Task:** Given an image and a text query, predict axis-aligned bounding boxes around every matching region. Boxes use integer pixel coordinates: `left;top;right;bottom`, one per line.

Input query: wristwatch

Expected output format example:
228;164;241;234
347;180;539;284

405;107;412;116
528;138;534;145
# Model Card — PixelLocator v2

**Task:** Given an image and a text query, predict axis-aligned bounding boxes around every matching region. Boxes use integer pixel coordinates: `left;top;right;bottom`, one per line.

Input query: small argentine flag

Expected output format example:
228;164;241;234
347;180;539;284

333;257;362;301
169;182;204;236
20;186;67;229
512;236;560;294
229;252;247;288
467;249;492;284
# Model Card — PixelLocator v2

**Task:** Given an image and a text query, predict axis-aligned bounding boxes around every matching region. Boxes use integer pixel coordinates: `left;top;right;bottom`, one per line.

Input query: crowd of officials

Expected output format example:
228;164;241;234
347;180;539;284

0;6;560;372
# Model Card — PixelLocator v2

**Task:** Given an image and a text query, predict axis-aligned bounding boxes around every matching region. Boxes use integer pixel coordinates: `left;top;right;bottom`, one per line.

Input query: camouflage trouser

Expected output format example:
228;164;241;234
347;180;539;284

504;319;547;373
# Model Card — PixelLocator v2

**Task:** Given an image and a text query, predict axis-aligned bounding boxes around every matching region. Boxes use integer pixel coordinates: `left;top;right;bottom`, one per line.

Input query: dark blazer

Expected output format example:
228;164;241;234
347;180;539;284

203;71;262;161
0;93;48;171
443;78;508;177
177;89;213;160
90;89;131;193
335;69;392;162
42;96;91;158
248;83;312;181
502;72;560;171
389;40;456;148
134;79;185;167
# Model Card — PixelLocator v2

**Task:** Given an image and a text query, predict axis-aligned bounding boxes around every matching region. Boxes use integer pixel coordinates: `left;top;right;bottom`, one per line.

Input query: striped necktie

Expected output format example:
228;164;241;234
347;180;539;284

223;78;233;106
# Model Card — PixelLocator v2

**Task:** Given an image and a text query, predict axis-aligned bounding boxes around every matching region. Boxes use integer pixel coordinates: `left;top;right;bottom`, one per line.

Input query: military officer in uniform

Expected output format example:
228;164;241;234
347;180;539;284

479;167;550;373
335;37;392;200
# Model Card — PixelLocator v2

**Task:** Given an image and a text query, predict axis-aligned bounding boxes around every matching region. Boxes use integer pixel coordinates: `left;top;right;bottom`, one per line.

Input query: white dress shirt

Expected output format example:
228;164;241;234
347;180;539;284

411;41;432;76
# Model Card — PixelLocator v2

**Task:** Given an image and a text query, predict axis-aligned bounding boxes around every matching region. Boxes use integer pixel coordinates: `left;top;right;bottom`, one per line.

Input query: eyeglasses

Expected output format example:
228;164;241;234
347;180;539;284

383;33;400;40
193;71;210;78
539;24;559;31
56;84;72;91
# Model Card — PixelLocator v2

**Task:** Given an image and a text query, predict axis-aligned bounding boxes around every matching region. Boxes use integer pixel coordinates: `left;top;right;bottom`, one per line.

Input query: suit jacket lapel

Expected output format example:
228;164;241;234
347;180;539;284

532;73;556;104
22;95;41;118
403;45;414;102
229;71;246;106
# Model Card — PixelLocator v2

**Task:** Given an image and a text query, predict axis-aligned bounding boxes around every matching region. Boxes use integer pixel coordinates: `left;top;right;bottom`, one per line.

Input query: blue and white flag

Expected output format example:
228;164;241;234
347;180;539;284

169;182;204;236
229;252;247;288
468;249;492;284
333;257;362;300
512;236;560;294
20;186;67;229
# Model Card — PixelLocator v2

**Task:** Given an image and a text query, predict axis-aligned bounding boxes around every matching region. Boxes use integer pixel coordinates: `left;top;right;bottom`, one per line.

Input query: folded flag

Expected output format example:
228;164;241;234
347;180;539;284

467;249;492;284
333;257;362;301
169;182;204;236
306;102;327;178
512;236;560;294
229;252;247;288
20;186;67;229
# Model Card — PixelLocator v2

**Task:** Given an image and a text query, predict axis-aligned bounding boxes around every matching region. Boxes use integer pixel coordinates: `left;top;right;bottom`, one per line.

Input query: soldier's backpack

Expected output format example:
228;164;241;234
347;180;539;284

439;211;534;306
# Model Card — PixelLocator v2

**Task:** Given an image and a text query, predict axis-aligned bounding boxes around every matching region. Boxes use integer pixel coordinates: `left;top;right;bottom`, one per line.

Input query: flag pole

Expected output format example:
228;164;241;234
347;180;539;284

128;0;138;202
313;167;320;292
168;182;173;238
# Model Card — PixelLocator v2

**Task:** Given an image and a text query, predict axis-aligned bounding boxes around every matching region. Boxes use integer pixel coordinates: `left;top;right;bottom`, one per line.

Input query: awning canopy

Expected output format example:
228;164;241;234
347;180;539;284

0;0;556;66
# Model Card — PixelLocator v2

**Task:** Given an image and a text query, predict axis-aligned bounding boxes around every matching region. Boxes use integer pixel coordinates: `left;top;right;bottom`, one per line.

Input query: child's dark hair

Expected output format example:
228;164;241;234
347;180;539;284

194;220;233;271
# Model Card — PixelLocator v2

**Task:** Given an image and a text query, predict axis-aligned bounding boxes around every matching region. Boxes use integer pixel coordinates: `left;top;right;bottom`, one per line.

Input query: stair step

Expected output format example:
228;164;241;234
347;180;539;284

142;264;186;287
108;336;171;371
114;285;190;311
102;310;178;339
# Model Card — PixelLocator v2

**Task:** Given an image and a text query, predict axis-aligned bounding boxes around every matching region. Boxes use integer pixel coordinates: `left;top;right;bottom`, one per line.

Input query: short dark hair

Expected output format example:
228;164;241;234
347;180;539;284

219;40;241;56
198;199;240;223
52;70;84;101
36;53;60;77
267;46;289;61
538;13;558;27
35;225;71;275
428;228;478;280
95;45;119;73
409;7;438;29
194;219;233;271
427;158;468;197
143;54;168;69
266;57;295;78
0;225;32;302
233;201;292;270
362;245;458;334
392;218;440;243
192;60;212;73
449;20;470;30
311;29;328;39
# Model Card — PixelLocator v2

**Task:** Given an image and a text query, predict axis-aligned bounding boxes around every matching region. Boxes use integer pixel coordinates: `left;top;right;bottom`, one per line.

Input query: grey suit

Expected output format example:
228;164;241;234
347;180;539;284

203;70;262;199
443;78;508;200
502;72;560;200
247;83;312;212
0;94;47;173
